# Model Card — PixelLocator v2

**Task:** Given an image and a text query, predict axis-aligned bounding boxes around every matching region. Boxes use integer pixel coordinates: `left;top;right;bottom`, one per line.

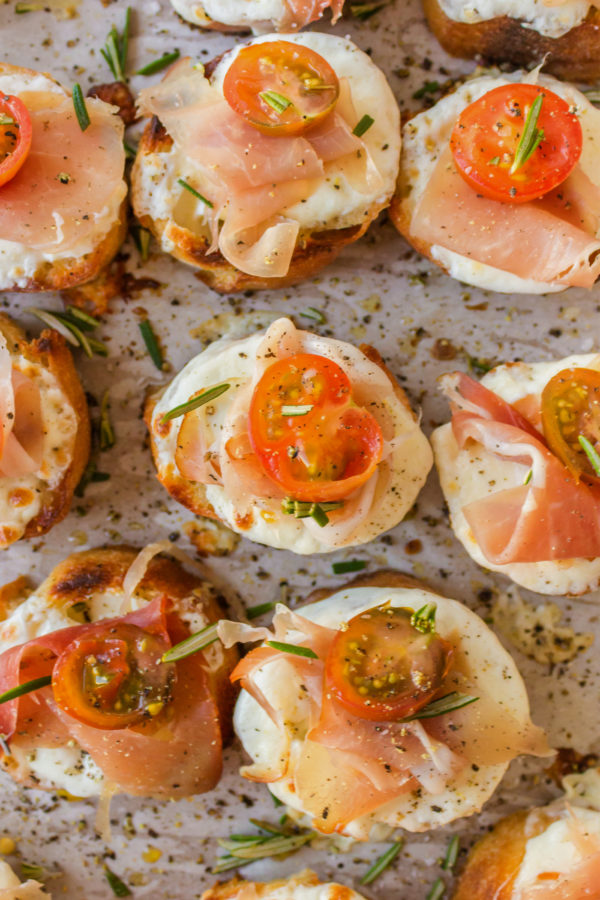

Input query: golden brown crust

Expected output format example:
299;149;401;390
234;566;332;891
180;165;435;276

452;809;555;900
0;546;239;789
202;871;332;900
0;62;127;292
144;345;415;522
0;314;91;548
131;115;379;294
423;0;600;82
389;187;440;274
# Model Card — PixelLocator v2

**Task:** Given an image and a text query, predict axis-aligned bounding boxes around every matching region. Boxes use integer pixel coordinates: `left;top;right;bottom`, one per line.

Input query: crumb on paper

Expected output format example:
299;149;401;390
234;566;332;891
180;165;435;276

184;518;240;557
492;589;594;665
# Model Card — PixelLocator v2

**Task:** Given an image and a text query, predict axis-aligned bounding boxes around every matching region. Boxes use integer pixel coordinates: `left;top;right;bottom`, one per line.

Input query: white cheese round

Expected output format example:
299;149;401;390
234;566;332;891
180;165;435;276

438;0;592;39
400;71;600;294
432;352;600;595
171;0;293;31
234;583;543;840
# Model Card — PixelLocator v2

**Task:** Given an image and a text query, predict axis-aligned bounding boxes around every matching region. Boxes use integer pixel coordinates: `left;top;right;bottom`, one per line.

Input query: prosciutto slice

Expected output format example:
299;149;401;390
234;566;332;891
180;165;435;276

0;598;223;797
441;371;600;564
138;62;374;277
411;147;600;288
284;0;345;28
0;90;125;254
0;335;43;479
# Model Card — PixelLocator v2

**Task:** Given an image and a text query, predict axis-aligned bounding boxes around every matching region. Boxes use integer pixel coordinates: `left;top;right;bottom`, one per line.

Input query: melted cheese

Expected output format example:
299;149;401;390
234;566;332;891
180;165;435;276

149;320;432;554
0;69;126;290
400;71;600;293
432;353;600;595
438;0;592;38
0;353;78;547
170;0;293;30
234;584;540;840
134;32;400;251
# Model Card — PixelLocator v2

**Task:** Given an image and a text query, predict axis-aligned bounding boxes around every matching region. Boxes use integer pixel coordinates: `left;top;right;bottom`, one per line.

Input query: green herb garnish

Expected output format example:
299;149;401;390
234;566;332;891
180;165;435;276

350;2;388;21
260;90;293;114
136;50;180;77
99;390;115;451
162;623;218;663
403;691;479;722
72;84;90;132
101;7;131;83
246;602;276;620
266;640;318;659
282;498;343;527
441;835;460;872
579;435;600;476
332;559;367;575
138;319;165;371
213;823;315;874
524;469;533;485
161;383;230;424
0;114;15;126
132;225;151;261
21;863;44;882
488;155;500;166
26;307;107;358
412;81;440;100
360;840;404;885
281;404;313;417
300;307;326;324
0;675;52;706
353;114;374;137
177;177;214;208
104;865;131;898
510;93;545;175
426;877;446;900
411;602;437;634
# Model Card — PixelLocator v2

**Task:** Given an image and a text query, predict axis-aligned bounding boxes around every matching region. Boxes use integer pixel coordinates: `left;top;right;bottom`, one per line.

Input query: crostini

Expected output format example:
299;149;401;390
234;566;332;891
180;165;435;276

170;0;344;32
433;355;600;595
0;546;238;798
423;0;600;82
203;872;366;900
0;314;90;549
132;33;399;292
221;571;549;840
453;767;600;899
392;72;600;293
0;64;127;292
145;318;432;554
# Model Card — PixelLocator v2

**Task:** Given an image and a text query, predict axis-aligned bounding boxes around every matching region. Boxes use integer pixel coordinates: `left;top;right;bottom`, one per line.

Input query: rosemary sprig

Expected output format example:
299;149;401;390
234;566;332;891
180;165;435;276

402;691;479;722
136;50;180;77
75;461;110;497
281;404;313;416
21;863;44;882
524;469;533;485
441;834;460;871
332;559;366;575
138;319;165;370
426;877;446;900
104;866;131;897
282;498;343;527
510;93;545;175
360;840;404;885
26;307;107;358
99;390;115;451
132;225;151;261
265;640;318;660
101;7;131;83
161;383;230;424
579;435;600;476
0;675;52;706
353;114;374;137
411;602;437;634
300;307;326;324
162;623;218;663
246;601;276;620
213;824;315;874
72;84;90;132
178;177;214;208
260;90;292;114
350;1;388;20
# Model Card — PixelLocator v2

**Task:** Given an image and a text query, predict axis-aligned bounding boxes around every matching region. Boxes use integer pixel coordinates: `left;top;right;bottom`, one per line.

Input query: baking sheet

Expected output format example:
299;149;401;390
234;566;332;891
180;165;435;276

1;0;600;896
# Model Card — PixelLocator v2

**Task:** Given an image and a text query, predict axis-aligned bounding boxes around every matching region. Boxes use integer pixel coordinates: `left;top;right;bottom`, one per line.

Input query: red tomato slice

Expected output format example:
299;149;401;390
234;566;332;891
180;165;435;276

52;623;174;730
450;83;582;204
325;605;453;721
248;353;383;502
541;367;600;484
0;94;32;188
222;40;339;136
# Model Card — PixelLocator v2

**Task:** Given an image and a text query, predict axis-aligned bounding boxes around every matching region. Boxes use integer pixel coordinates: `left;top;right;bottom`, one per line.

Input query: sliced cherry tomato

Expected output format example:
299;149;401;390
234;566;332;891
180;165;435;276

248;353;383;502
52;624;175;730
222;40;339;136
450;84;582;204
0;94;32;188
325;605;453;721
541;367;600;484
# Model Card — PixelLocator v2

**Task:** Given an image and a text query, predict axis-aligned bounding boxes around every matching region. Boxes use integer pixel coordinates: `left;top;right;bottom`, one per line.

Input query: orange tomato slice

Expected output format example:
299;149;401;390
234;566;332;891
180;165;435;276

0;94;32;188
248;353;383;502
541;367;600;484
223;40;339;136
450;84;582;204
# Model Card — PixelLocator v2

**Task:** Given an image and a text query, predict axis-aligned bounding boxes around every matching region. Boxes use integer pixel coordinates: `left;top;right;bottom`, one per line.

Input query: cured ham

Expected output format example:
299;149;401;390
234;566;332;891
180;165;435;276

0;335;43;479
284;0;345;28
137;61;374;277
0;598;223;797
410;147;600;289
441;371;600;564
0;90;125;254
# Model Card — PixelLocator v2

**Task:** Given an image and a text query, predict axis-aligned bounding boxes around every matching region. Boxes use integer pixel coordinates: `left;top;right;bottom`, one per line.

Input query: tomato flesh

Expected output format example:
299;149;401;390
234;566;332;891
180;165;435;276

450;84;582;204
325;605;453;721
0;94;32;188
248;353;383;502
542;367;600;484
52;623;174;730
223;40;339;136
